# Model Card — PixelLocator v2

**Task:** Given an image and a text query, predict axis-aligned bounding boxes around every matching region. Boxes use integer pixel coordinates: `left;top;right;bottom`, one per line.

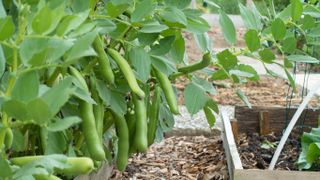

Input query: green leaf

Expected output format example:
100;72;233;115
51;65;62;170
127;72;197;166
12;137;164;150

277;4;292;21
2;100;30;121
193;76;216;95
164;0;191;9
150;36;175;55
236;89;251;108
244;29;260;52
291;0;303;21
219;10;236;45
0;1;6;18
0;157;12;178
160;7;187;28
286;55;319;63
186;16;210;34
203;106;216;128
239;3;262;31
45;132;67;154
48;116;82;132
238;64;259;81
193;33;212;52
217;49;238;70
211;69;229;80
32;5;53;34
306;143;320;164
12;149;68;177
139;21;168;33
282;37;297;53
12;129;25;152
151;56;176;76
284;58;294;68
206;99;219;114
184;82;209;115
129;47;151;83
259;49;275;64
138;33;159;45
94;19;117;34
159;103;174;132
65;31;98;61
285;68;296;91
71;0;90;12
19;37;73;66
109;22;130;39
56;10;89;36
106;2;130;18
229;70;254;78
0;16;15;40
271;18;286;41
27;98;52;125
170;34;185;63
68;22;95;38
0;45;5;77
96;80;127;115
11;71;39;102
184;10;210;34
131;0;156;22
302;15;315;29
73;87;96;104
42;77;74;116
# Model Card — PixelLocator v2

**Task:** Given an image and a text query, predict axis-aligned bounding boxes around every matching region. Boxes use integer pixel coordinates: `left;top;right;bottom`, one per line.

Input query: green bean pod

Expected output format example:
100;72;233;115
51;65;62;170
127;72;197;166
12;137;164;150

90;78;104;141
4;128;13;149
11;156;94;175
34;174;62;180
69;67;88;91
110;111;129;171
132;94;148;153
107;48;145;98
153;68;179;114
178;52;212;73
69;67;105;161
93;37;115;85
148;86;161;146
125;109;137;154
79;100;106;161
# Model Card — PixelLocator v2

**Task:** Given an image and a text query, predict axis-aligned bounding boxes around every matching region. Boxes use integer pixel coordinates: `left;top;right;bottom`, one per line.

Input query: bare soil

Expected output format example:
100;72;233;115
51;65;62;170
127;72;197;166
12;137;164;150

237;132;300;170
111;136;228;180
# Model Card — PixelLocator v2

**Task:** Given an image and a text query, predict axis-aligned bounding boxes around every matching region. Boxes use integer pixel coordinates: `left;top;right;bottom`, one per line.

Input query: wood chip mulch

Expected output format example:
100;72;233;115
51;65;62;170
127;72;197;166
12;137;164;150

111;136;228;180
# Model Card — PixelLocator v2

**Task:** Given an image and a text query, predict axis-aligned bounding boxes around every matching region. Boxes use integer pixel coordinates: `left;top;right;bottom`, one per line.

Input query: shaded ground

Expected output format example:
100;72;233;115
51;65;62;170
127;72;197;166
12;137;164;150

111;136;228;180
237;132;300;170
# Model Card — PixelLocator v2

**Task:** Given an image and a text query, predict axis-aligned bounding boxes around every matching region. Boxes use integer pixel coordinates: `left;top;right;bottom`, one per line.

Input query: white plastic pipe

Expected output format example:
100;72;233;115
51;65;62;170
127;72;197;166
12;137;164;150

269;80;320;170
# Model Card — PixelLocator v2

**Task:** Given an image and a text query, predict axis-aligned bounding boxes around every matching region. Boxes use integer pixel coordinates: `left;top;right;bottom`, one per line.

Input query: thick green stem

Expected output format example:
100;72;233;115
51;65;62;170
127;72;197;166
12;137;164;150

47;67;61;87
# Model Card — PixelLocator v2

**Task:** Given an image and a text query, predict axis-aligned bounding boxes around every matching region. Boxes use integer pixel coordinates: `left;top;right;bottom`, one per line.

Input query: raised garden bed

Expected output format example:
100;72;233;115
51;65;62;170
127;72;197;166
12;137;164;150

221;107;320;180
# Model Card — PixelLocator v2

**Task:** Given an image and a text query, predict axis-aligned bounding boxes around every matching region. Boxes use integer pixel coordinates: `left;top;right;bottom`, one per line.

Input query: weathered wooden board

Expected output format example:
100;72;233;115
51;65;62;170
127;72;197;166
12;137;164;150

234;169;320;180
235;106;320;133
221;111;243;180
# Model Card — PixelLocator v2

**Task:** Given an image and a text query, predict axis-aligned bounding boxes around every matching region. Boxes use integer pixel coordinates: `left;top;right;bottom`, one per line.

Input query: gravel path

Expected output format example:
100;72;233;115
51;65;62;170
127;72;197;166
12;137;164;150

171;105;234;136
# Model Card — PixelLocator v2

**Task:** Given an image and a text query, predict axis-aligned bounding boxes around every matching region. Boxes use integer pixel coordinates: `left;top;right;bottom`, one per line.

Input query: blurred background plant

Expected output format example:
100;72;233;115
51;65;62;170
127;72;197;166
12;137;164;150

195;0;291;14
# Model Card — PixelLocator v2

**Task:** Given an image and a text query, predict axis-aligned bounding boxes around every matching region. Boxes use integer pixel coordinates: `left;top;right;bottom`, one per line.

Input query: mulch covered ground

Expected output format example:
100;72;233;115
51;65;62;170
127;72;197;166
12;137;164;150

111;136;228;180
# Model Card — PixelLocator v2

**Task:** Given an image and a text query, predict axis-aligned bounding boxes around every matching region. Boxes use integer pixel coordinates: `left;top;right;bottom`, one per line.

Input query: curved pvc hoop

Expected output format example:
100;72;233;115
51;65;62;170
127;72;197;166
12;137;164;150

269;80;320;170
